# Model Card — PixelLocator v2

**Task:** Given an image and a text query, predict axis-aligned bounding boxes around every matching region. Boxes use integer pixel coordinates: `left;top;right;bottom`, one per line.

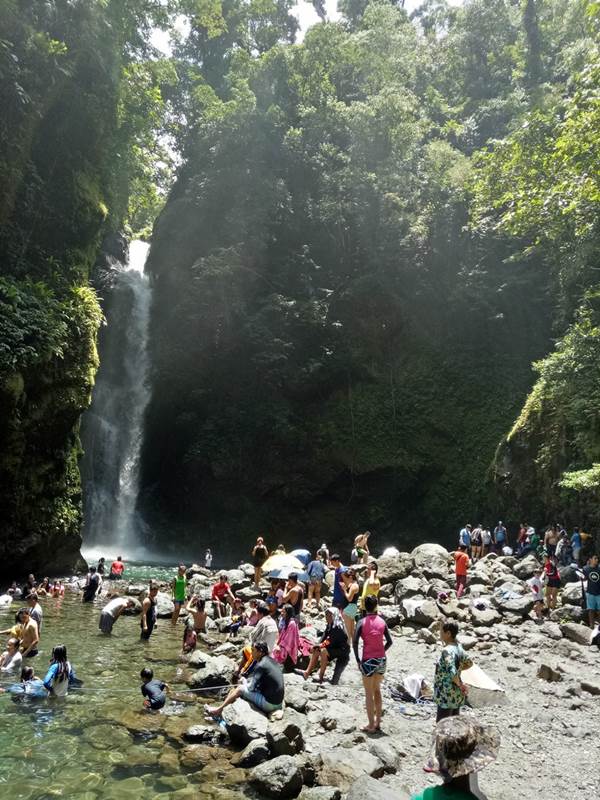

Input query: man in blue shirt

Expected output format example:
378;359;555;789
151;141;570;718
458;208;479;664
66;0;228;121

494;522;507;552
458;525;472;555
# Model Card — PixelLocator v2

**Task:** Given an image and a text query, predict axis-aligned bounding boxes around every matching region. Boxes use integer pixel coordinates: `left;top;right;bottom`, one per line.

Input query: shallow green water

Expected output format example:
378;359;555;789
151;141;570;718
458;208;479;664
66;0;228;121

0;566;226;800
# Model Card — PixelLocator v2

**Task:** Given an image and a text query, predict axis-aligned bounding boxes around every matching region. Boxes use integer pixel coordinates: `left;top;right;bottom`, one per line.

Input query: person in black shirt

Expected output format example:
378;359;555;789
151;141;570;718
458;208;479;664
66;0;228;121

302;606;349;683
582;554;600;628
82;567;100;603
140;667;168;710
206;642;284;717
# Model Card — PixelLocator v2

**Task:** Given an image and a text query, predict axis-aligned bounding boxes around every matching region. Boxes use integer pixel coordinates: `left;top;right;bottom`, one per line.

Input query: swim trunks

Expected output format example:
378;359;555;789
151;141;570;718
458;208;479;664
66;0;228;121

359;656;386;677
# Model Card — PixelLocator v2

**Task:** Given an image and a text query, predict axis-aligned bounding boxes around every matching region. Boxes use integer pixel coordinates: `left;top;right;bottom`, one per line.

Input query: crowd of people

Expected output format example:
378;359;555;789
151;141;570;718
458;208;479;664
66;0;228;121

1;524;598;799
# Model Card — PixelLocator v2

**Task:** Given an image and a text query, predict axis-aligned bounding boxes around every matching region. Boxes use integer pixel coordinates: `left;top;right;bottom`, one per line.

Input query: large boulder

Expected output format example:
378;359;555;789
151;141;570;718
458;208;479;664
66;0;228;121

492;594;534;617
394;575;425;600
378;605;404;628
155;592;175;618
551;605;584;624
561;583;583;603
376;553;413;585
316;747;385;792
187;653;236;690
560;622;592;646
298;789;341;800
512;554;541;580
470;606;502;627
226;569;250;592
559;564;580;584
222;699;269;747
412;599;442;627
267;714;305;756
250;755;303;799
183;725;226;745
231;738;270;767
411;544;449;576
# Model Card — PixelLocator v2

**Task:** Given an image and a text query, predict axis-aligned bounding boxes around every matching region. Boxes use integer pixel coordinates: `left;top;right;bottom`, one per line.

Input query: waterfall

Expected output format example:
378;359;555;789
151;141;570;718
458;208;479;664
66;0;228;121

80;240;152;561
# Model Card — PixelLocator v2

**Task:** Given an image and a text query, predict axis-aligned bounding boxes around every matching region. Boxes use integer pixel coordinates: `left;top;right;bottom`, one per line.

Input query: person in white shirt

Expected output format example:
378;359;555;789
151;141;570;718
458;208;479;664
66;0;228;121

205;549;213;569
99;597;134;634
0;638;23;674
527;569;544;622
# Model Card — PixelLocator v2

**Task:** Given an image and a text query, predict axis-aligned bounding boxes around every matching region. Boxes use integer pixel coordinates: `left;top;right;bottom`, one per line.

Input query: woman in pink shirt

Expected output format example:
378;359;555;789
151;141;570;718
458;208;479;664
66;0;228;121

352;594;392;733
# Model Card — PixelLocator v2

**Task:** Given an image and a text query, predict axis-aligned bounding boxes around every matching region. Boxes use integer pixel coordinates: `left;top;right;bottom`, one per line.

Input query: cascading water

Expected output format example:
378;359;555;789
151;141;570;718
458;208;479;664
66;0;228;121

80;240;152;561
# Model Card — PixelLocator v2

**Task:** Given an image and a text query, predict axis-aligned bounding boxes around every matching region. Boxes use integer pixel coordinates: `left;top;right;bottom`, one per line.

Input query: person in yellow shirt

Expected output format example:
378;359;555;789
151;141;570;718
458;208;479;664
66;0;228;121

360;561;380;611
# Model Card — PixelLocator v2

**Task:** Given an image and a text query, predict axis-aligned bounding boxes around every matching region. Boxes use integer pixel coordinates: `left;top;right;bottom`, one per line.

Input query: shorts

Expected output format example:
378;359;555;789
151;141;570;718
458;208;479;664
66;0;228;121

547;578;561;589
343;603;358;619
309;579;323;586
586;593;600;611
146;694;166;710
546;544;556;556
359;657;386;677
572;548;581;562
24;649;38;658
99;611;115;634
241;688;282;713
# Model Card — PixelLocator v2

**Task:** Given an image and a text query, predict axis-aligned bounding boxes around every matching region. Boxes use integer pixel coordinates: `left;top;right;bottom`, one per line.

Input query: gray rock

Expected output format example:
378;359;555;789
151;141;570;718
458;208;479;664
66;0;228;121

378;583;394;598
411;543;449;576
187;653;236;690
378;605;404;628
367;739;405;772
285;685;309;713
222;698;268;746
417;628;437;644
540;621;562;640
125;583;147;596
236;586;263;601
346;774;408;800
226;569;250;592
412;599;441;626
470;606;502;627
458;634;477;650
513;553;541;581
267;716;305;756
316;747;385;791
559;565;580;584
230;737;270;767
581;681;600;696
394;575;424;599
298;788;341;800
183;725;225;744
551;605;584;624
250;754;303;799
537;663;563;682
155;592;175;618
560;622;591;646
495;595;534;616
376;554;413;585
561;583;583;603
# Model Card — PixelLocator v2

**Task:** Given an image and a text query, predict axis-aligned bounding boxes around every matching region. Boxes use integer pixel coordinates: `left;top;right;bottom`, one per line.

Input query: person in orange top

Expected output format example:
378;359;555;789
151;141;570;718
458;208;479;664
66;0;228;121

452;545;470;599
109;556;125;579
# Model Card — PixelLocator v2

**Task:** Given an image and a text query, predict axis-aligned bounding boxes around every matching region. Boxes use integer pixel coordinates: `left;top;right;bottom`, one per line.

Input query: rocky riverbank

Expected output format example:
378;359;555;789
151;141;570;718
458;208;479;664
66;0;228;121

99;544;599;800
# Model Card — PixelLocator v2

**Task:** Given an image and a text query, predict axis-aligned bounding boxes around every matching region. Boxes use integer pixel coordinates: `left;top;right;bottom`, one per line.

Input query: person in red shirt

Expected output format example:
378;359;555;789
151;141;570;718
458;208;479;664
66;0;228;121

452;546;470;599
109;556;125;579
211;574;236;618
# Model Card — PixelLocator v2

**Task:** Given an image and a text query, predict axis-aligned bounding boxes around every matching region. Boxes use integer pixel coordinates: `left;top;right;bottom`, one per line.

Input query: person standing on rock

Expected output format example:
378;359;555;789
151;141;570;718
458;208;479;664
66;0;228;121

432;620;472;724
251;537;269;588
207;641;284;718
204;549;213;570
543;525;559;557
353;594;392;733
543;554;561;611
141;582;159;640
458;525;472;557
452;546;470;599
306;552;326;610
493;521;507;553
470;525;482;562
527;568;544;622
354;531;371;565
330;554;345;610
480;527;492;557
171;564;188;626
582;554;600;628
340;568;360;640
570;528;582;565
282;573;304;616
361;561;381;611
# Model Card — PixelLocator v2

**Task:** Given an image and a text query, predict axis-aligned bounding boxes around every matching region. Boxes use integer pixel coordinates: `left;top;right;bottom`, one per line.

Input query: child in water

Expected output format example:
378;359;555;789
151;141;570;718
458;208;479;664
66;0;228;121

43;644;77;697
0;666;46;697
140;667;169;711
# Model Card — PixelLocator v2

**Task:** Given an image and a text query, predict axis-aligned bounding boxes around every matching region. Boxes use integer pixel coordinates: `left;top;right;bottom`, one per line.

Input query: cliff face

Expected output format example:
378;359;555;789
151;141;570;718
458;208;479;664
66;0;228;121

0;3;124;577
492;292;600;529
138;11;553;557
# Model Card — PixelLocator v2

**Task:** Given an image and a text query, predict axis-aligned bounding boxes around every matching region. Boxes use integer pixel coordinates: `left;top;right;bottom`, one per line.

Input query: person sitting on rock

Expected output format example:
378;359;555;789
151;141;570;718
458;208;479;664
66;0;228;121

302;606;350;684
234;602;279;680
206;641;284;718
211;574;235;618
412;716;500;800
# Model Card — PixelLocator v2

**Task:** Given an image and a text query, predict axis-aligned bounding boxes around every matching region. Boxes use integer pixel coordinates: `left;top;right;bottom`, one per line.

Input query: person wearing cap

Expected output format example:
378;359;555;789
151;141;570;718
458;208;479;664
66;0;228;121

206;641;284;717
412;715;500;799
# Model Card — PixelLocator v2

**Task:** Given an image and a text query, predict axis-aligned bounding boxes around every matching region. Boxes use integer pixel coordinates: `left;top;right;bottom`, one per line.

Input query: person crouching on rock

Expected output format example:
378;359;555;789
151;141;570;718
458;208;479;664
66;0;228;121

206;641;284;718
211;574;235;618
412;716;500;800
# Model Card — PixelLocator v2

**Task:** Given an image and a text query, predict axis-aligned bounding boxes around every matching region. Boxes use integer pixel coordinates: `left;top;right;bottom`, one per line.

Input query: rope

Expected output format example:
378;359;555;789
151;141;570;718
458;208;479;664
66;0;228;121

67;683;233;695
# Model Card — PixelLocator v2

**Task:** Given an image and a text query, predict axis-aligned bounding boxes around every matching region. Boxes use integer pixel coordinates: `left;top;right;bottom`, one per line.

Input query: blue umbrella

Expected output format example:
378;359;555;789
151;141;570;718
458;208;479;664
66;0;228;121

266;567;310;583
290;549;311;566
